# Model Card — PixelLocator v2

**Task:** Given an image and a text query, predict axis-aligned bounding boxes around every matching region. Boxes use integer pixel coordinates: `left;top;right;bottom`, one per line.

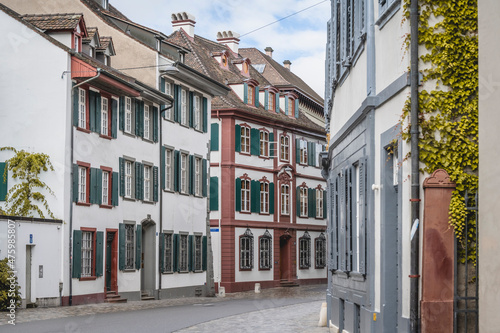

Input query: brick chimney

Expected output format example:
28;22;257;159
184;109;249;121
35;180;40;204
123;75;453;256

265;47;274;58
171;12;196;39
216;31;240;54
283;60;291;71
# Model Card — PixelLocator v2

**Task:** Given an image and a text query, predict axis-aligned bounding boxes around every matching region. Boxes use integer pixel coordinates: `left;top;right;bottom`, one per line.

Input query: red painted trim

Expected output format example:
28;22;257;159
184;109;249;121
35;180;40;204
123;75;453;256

76;127;91;134
210;219;326;231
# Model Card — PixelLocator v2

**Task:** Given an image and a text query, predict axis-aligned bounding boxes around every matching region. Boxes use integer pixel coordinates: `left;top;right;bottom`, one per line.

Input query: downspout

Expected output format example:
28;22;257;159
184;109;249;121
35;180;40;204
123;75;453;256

409;0;420;332
69;68;101;306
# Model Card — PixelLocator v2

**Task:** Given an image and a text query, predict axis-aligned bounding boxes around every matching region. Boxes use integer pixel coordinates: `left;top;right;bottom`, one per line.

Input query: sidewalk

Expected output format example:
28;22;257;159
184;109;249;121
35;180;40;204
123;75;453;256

0;284;330;332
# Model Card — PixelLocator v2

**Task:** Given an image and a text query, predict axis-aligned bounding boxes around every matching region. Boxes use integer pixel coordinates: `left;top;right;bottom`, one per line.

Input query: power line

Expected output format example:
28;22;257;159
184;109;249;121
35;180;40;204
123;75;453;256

239;0;328;38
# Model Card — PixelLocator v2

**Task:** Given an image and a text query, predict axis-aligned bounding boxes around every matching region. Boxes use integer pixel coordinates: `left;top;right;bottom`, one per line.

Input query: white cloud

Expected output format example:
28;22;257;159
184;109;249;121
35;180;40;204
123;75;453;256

111;0;329;97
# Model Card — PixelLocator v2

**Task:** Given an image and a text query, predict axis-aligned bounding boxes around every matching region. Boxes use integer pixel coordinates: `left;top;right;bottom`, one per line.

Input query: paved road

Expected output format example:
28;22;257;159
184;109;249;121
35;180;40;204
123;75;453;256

1;285;330;333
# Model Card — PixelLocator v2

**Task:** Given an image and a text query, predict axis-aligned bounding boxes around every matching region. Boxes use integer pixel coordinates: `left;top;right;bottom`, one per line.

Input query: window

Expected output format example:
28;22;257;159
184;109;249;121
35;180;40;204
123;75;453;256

194;235;202;271
241;179;251;212
179;234;188;272
180;153;187;194
165;149;173;191
259;230;272;270
280;135;289;161
163;233;173;273
74;35;80;52
247;85;254;106
181;89;187;126
299;187;308;217
194;95;201;130
260;130;269;157
240;228;254;270
260;182;269;214
165;82;172;96
195;157;202;196
125;224;135;269
144;165;151;201
316;189;324;218
125;160;133;198
102;170;109;205
300;140;308;165
78;165;88;203
144;105;150;140
241;126;250;154
315;233;326;268
125;97;132;134
78;88;86;129
287;97;294;116
101;97;108;135
299;231;311;269
281;184;290;215
81;230;94;277
268;92;275;111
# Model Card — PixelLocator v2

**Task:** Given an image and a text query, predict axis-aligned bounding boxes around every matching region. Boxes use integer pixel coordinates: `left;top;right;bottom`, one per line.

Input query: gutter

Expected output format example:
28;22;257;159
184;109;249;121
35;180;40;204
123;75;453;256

409;0;420;331
68;69;101;306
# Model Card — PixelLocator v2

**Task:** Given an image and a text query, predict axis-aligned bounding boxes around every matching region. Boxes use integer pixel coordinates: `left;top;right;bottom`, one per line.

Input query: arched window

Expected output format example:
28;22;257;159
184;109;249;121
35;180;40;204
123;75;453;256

240;228;254;270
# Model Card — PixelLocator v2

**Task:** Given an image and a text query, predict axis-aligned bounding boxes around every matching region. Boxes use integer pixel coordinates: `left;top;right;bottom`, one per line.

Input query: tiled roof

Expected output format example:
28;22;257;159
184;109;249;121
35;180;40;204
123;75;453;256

83;26;98;43
239;48;324;105
97;36;112;50
21;13;83;31
167;30;324;134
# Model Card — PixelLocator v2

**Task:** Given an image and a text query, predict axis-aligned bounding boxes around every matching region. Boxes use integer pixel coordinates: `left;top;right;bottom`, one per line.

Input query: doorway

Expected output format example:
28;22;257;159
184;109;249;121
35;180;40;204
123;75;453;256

141;219;156;296
25;245;34;305
279;233;291;281
105;229;118;293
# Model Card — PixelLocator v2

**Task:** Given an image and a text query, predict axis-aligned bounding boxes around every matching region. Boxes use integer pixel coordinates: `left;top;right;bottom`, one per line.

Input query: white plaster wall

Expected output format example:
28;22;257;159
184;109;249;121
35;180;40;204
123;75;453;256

161;270;206;289
295;230;327;280
47;31;72;49
211;229;221;283
234;227;274;283
234;168;274;222
230;84;244;103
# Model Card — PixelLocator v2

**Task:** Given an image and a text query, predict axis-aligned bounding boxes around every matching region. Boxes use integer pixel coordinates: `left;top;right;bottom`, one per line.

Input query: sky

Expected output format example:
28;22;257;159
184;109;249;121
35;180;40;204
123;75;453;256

112;0;331;98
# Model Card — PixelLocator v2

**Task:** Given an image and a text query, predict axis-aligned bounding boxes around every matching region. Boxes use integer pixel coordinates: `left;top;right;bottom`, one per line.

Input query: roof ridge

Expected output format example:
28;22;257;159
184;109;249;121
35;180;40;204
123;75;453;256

21;12;83;17
176;30;211;78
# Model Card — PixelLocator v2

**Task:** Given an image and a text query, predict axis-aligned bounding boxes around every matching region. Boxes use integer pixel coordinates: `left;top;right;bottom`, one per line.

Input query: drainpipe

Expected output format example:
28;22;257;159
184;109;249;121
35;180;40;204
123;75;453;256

409;0;420;331
69;68;101;306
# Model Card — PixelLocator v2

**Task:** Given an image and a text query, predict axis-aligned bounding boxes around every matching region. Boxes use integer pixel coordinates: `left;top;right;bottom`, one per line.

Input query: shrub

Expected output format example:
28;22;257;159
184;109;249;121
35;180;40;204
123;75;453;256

0;258;22;310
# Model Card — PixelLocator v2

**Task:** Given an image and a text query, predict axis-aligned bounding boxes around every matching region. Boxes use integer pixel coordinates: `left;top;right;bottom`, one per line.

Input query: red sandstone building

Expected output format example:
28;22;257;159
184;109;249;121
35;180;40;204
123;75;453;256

168;16;327;293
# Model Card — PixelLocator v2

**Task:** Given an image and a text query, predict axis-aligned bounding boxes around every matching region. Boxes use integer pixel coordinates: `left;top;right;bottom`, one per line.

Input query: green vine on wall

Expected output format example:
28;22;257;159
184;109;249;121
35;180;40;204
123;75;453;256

402;0;478;263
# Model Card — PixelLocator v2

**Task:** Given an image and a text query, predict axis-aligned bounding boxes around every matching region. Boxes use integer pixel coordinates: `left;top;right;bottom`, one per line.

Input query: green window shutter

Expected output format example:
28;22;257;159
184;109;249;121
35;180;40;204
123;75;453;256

275;93;280;113
136;225;142;270
72;230;82;278
309;188;315;218
235;124;241;152
153;166;159;202
264;90;269;110
159;233;165;272
111;98;118;138
153;106;159;142
96;168;103;205
161;146;166;190
308;142;315;166
189;155;194;195
202;235;207;271
323;190;327;219
119;157;125;197
251;180;260;213
0;162;7;201
202;159;208;197
72;164;79;202
255;86;259;107
188;235;193;272
174;150;180;192
89;90;96;132
173;234;179;272
250;128;260;156
112;172;119;206
175;85;181;123
243;82;248;104
119;97;125;131
89;168;97;204
296;187;301;217
296;139;301;164
285;97;289;116
269;133;275;158
210;176;219;211
211;123;219;151
189;91;194;128
95;93;101;134
136;100;144;137
135;162;143;200
96;231;104;277
235;178;242;212
119;223;125;270
160;78;166;119
295;99;299;118
203;97;208;133
269;182;275;215
73;87;79;127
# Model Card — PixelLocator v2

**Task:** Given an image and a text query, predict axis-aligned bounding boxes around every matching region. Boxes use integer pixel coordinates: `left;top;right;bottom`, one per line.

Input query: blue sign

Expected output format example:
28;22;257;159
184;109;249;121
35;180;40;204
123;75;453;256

210;228;219;232
29;234;33;244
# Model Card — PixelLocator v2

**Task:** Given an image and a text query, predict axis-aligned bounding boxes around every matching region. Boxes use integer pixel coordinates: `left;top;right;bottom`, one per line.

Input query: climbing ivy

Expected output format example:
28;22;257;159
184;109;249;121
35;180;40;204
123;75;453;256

402;0;478;263
0;147;56;219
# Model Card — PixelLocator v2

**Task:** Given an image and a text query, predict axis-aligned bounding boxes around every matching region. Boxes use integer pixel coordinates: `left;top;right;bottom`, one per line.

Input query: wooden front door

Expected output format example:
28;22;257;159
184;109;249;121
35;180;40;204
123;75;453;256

280;236;290;281
105;230;118;293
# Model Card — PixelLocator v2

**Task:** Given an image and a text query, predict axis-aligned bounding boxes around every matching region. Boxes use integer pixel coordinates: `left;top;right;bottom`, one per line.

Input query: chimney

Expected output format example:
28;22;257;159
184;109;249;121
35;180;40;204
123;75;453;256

283;60;291;71
265;47;274;58
171;12;196;39
216;31;240;54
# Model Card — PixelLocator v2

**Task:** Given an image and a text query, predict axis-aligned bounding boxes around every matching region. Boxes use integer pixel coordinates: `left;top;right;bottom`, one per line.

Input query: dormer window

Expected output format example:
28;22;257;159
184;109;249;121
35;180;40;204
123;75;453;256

243;80;259;107
243;62;249;74
284;93;299;118
89;46;94;57
221;54;227;67
74;35;80;52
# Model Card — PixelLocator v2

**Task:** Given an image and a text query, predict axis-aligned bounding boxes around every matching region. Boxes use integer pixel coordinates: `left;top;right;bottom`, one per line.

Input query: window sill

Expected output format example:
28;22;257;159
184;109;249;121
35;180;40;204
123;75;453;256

122;131;136;138
76;127;91;134
79;276;97;281
238;151;251;156
161;271;174;274
259;212;270;216
142;200;155;205
375;0;401;30
299;266;310;270
122;197;136;202
259;267;272;271
142;137;154;144
123;268;136;272
99;134;112;140
99;204;113;209
76;202;91;207
239;268;252;271
239;211;251;215
178;270;189;274
315;265;326;270
163;189;174;193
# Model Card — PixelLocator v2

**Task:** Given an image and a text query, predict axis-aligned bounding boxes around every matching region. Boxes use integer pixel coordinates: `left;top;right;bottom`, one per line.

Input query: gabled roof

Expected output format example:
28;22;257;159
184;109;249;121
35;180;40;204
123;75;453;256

97;36;115;55
22;13;86;33
239;48;324;106
83;26;99;43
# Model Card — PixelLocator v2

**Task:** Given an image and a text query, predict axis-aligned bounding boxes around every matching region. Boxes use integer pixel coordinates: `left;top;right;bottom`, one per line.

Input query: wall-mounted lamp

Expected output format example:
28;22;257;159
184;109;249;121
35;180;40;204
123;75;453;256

372;184;381;191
